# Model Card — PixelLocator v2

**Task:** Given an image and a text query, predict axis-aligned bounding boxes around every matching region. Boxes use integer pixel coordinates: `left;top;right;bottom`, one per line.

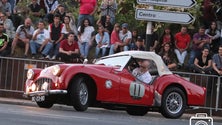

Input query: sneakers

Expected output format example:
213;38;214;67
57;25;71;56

39;55;46;59
83;58;88;64
51;55;56;60
45;55;51;59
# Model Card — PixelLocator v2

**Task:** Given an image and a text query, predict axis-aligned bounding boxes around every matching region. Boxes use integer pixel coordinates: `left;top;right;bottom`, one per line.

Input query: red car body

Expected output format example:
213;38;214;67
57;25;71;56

24;51;206;118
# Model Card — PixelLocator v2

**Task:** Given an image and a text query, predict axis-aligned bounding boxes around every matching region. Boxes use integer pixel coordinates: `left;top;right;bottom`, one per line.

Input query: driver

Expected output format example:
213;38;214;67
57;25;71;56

132;59;152;84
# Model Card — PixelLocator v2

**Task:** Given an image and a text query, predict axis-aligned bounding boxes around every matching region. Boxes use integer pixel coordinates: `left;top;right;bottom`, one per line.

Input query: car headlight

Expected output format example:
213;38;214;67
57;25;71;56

31;83;36;92
27;69;34;80
51;65;61;76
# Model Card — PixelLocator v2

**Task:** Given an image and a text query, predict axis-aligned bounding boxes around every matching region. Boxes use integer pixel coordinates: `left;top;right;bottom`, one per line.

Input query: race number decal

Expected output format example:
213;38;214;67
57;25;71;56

129;82;145;99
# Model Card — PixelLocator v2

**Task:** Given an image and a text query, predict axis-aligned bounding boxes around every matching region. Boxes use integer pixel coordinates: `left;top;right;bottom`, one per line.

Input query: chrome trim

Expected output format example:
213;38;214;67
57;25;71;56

25;90;67;96
154;91;162;106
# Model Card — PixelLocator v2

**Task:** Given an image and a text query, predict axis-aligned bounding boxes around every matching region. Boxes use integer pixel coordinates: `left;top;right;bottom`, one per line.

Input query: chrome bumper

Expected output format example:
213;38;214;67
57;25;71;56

24;90;67;97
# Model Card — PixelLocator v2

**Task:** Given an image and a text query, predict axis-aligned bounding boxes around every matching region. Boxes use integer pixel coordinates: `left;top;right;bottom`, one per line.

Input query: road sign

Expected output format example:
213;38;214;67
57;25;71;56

135;9;195;24
137;0;196;8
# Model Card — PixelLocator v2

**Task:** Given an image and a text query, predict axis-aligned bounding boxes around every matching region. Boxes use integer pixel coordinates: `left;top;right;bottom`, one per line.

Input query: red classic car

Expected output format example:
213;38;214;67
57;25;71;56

24;51;206;118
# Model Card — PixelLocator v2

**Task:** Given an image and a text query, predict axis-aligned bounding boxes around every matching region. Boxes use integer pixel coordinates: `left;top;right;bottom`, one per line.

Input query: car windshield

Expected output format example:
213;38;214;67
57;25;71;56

95;56;131;71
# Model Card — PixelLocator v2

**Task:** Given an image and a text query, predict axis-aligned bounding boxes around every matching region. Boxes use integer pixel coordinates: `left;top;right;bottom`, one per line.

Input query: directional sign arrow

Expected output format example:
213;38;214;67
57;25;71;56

137;0;197;8
135;9;195;24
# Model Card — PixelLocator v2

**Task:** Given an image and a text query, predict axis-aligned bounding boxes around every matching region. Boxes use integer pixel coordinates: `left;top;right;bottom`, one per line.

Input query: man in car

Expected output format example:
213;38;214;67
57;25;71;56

132;59;152;84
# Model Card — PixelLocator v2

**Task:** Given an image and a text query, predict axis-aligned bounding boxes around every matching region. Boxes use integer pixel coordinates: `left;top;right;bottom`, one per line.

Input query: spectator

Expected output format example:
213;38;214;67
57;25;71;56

212;45;222;75
174;26;191;67
129;29;138;50
188;26;210;67
94;25;110;59
119;23;132;51
158;27;174;51
205;21;221;54
201;0;216;29
0;12;15;41
28;0;44;25
47;14;65;60
158;43;178;70
77;0;97;27
0;0;12;17
109;23;121;55
11;18;34;57
58;32;80;63
192;47;212;74
30;21;52;59
54;4;66;23
149;25;159;52
44;0;59;23
96;15;113;35
63;14;78;38
131;36;145;51
77;18;95;59
0;23;10;56
100;0;117;25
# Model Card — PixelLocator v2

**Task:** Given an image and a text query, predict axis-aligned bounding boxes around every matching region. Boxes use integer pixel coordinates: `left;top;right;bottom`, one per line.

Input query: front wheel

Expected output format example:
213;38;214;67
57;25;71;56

126;106;148;116
161;87;186;119
36;96;54;108
70;77;89;111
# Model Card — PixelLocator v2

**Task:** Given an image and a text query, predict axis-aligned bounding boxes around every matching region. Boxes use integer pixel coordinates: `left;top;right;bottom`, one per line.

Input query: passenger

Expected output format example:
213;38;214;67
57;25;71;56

132;60;152;84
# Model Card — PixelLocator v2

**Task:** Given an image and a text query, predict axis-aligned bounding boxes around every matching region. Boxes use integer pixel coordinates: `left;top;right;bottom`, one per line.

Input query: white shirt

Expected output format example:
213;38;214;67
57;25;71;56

78;26;95;43
132;68;152;84
33;29;49;44
119;30;132;43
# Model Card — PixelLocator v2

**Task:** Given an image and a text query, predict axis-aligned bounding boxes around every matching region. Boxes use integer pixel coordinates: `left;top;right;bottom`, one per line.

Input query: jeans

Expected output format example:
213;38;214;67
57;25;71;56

30;40;53;56
109;44;115;55
95;46;107;58
77;14;94;27
50;43;60;57
79;42;90;58
188;49;201;67
174;49;187;64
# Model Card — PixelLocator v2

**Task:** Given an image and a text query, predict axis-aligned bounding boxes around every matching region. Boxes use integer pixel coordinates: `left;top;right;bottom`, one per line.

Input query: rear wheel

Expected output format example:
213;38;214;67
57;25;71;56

161;87;186;118
70;77;89;111
126;106;148;116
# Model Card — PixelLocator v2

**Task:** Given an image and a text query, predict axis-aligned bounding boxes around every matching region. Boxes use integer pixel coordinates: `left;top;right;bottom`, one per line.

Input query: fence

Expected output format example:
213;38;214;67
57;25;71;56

0;57;221;116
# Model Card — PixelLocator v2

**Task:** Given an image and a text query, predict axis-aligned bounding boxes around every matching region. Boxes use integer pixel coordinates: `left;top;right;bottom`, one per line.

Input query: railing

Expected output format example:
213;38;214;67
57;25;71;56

0;57;62;97
0;57;221;116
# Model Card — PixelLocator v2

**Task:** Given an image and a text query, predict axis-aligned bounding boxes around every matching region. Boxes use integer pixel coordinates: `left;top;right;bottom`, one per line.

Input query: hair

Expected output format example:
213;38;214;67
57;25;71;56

0;23;3;26
53;14;60;19
79;18;92;34
67;32;75;37
64;16;70;21
38;20;45;25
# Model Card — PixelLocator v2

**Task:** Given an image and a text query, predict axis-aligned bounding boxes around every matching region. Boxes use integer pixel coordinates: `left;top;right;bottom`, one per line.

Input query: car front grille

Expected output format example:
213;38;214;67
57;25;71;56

35;78;52;91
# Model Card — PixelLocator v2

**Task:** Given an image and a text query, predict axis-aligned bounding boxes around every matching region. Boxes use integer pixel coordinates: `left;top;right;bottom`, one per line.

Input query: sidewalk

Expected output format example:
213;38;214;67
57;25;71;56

0;97;221;122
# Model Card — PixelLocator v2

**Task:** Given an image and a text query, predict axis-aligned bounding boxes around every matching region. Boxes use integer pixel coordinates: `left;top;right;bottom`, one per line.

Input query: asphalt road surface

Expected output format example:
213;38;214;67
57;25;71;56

0;103;221;125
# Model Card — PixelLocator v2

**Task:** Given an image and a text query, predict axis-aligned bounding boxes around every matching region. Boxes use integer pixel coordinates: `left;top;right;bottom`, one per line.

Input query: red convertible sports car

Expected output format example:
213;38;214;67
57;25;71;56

24;51;206;118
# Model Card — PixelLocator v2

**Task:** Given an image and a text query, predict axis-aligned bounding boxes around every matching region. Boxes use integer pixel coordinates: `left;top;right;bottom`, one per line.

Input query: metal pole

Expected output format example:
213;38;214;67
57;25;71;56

215;76;221;111
145;6;153;51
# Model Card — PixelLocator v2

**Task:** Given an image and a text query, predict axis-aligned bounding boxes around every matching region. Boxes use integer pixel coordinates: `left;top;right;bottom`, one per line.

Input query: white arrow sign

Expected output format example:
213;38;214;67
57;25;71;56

135;9;195;24
137;0;196;8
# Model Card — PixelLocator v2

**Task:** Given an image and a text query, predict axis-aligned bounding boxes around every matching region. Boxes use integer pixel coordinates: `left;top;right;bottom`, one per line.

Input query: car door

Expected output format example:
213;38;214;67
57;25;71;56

118;67;154;106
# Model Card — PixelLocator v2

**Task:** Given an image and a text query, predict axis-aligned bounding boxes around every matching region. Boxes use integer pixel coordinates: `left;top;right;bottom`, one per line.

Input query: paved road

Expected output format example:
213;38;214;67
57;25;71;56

0;103;221;125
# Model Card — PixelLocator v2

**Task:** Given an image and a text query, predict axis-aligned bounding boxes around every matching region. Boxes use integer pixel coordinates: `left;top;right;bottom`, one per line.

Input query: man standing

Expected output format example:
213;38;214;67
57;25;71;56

0;23;10;56
77;0;97;27
58;32;80;63
11;18;34;57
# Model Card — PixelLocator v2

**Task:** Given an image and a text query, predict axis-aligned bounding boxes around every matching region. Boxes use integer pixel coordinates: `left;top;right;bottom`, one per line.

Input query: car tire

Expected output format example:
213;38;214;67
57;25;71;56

126;106;148;116
161;87;186;119
36;97;54;108
70;77;89;111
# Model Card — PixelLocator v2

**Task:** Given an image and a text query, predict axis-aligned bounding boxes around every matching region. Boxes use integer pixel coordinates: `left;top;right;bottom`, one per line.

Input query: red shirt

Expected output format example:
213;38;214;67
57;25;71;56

175;32;191;49
60;39;79;51
79;0;97;14
110;30;121;44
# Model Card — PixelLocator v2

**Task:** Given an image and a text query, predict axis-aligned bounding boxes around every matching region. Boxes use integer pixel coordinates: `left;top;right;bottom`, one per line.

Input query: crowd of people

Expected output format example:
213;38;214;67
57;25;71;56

1;0;222;76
